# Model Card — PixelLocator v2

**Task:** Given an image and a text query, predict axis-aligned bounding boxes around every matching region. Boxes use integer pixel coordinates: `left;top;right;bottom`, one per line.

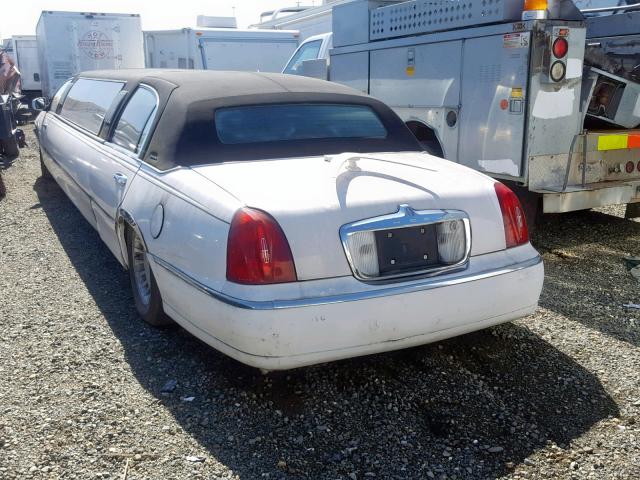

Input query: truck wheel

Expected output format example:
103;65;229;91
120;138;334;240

127;227;173;327
40;150;52;179
0;171;6;199
1;136;19;159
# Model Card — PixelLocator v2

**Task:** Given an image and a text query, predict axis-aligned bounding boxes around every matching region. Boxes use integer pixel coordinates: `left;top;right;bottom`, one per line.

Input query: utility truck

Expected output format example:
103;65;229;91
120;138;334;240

310;0;640;219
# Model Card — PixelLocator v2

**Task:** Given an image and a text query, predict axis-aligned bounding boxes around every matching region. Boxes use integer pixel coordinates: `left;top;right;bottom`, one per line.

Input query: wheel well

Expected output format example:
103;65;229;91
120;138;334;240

405;121;445;158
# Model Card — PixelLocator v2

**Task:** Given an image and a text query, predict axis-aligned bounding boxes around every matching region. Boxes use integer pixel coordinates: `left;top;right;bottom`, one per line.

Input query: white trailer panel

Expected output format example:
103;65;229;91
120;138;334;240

9;36;41;91
144;29;299;73
36;11;144;98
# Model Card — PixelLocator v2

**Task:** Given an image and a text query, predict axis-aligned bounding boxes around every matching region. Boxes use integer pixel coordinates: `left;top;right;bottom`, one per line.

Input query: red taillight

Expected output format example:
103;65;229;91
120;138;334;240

552;37;568;58
226;208;297;284
494;183;529;249
626;161;635;174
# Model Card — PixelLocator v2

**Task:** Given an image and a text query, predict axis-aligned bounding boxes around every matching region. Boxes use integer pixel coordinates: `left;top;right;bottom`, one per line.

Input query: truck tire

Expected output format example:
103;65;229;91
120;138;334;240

0;171;6;199
1;136;19;159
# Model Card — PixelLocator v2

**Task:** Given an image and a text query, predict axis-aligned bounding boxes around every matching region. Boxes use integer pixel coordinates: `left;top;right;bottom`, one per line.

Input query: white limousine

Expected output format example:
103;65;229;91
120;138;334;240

35;70;544;370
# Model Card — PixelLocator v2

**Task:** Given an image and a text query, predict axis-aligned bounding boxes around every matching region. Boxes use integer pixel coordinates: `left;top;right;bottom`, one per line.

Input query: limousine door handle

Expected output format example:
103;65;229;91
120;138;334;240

113;173;128;186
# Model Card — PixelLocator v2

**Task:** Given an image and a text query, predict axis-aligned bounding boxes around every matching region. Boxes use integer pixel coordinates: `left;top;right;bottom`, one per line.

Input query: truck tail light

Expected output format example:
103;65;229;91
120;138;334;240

552;37;568;58
549;30;569;82
227;208;297;284
494;183;529;249
626;161;635;174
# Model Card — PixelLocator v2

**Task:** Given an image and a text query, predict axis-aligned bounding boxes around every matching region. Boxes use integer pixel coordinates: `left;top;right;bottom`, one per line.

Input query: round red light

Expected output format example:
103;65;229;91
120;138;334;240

626;161;635;174
553;37;569;58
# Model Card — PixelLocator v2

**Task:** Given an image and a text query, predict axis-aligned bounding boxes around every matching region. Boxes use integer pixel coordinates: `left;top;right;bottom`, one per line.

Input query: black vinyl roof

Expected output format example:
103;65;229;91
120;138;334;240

81;69;367;101
77;70;422;169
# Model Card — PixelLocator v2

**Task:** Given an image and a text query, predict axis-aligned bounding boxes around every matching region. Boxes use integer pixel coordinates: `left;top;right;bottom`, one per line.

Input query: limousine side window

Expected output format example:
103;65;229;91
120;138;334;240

59;78;125;135
49;79;74;114
111;86;158;154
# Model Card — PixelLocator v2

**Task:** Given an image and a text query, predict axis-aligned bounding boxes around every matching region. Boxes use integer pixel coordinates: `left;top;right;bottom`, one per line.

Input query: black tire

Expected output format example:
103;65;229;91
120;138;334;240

126;227;173;327
0;171;6;199
1;136;19;159
40;150;52;179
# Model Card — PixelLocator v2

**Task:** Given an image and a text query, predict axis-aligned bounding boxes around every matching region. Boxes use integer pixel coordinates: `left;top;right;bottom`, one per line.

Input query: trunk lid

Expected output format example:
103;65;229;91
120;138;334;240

193;153;506;280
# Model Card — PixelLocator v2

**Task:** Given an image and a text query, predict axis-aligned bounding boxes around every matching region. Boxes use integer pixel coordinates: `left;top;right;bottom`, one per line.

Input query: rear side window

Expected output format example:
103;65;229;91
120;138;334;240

49;79;73;114
215;104;388;145
283;40;322;75
111;87;158;154
59;78;125;135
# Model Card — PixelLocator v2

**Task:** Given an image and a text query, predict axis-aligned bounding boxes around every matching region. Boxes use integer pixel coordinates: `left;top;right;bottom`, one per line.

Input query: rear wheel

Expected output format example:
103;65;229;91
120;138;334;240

127;227;172;327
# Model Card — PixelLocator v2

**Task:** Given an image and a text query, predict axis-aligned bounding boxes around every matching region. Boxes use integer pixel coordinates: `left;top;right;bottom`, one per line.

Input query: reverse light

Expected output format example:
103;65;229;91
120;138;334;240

345;231;379;278
436;220;466;264
226;208;297;284
550;61;566;82
494;183;529;249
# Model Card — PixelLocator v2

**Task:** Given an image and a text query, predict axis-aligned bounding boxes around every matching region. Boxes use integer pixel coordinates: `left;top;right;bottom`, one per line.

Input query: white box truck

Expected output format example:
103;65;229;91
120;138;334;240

144;27;299;72
36;11;144;99
5;36;41;92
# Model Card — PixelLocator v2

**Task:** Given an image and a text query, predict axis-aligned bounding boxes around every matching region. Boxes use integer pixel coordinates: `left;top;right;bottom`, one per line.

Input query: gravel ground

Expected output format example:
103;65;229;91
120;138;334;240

1;127;640;479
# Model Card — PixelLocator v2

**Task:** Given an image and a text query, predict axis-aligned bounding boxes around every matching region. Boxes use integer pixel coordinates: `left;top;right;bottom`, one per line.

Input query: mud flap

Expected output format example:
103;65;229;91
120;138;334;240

625;202;640;219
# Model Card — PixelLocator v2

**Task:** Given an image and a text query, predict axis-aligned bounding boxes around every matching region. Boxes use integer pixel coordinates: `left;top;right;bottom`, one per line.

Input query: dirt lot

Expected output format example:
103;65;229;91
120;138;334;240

1;127;639;479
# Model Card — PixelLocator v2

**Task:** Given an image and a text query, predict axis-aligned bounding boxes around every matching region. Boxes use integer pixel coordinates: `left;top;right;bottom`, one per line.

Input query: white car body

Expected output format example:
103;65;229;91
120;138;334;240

35;70;543;370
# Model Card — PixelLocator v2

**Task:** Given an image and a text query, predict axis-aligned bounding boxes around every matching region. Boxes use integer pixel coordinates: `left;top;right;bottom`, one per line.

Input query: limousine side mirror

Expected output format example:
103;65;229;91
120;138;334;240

32;97;47;111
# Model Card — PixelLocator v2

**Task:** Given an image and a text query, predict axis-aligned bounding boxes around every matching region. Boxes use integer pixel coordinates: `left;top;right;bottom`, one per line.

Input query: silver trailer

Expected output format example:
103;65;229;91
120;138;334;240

144;27;299;72
5;36;41;92
36;11;144;99
330;0;640;217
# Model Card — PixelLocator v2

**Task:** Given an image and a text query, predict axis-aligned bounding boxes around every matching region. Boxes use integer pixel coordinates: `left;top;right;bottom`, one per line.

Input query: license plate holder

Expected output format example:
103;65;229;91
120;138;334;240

375;224;439;276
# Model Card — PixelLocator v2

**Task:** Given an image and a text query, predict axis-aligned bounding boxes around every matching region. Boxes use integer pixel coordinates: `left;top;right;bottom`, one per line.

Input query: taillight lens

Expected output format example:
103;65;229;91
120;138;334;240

626;161;635;174
494;183;529;249
552;37;568;58
226;208;297;284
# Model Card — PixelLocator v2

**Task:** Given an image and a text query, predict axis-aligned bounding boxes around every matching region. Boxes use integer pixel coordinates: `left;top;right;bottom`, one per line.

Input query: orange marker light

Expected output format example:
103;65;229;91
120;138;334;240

524;0;548;10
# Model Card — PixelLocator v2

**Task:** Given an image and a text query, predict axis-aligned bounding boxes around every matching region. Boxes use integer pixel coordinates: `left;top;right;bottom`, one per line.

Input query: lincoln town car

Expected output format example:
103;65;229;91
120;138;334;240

34;70;544;370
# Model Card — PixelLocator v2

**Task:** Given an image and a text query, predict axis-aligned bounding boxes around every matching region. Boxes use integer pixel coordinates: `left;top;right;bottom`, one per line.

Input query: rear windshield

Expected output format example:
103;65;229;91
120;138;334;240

215;104;388;145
